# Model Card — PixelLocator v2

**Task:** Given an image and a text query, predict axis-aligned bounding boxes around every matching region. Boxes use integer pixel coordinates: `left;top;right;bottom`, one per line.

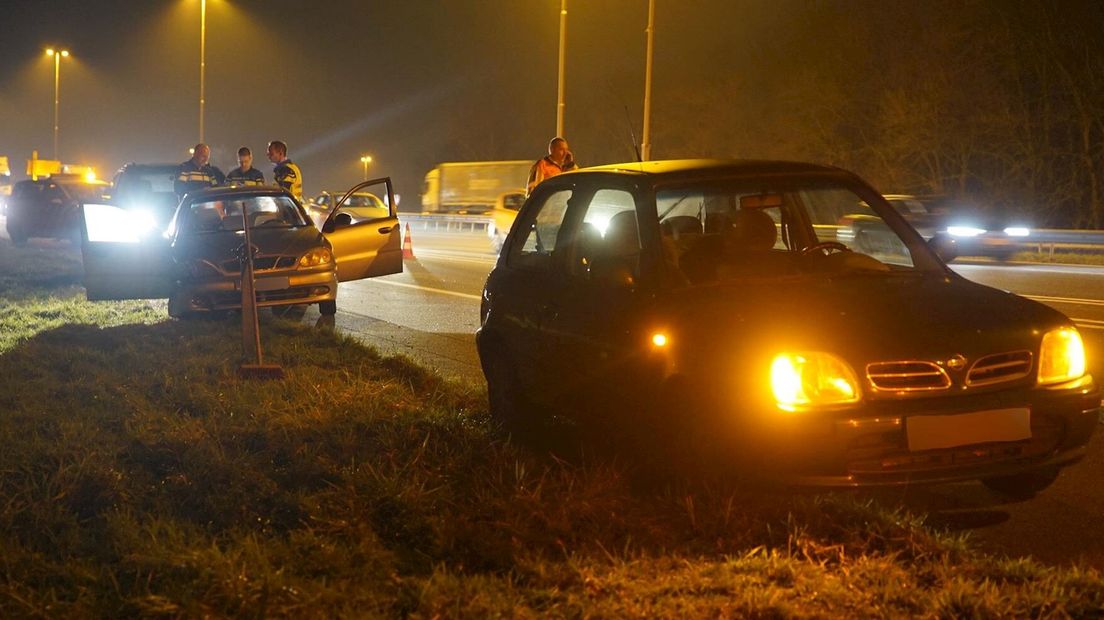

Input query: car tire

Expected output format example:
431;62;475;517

168;294;199;320
484;351;543;438
319;300;337;316
7;221;27;246
981;466;1060;499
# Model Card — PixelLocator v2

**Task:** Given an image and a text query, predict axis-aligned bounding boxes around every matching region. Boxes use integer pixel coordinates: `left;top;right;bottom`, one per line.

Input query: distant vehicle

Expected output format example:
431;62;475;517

477;159;1097;494
110;163;184;230
487;190;526;254
305;190;389;229
421;161;531;215
839;194;1031;262
80;181;402;318
5;174;109;245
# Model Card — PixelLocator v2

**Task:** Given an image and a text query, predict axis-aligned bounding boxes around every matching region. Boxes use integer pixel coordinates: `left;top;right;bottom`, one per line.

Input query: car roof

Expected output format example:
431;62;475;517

182;185;293;202
574;158;851;181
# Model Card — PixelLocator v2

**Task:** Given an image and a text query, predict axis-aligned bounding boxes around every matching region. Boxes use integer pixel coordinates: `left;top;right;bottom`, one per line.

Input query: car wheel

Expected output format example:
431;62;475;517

484;351;545;437
168;294;199;320
981;466;1060;499
319;300;337;316
991;248;1015;262
7;221;27;246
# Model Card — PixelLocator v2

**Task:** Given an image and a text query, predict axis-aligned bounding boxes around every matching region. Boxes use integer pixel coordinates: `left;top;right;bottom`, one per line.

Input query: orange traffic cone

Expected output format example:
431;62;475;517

402;223;415;259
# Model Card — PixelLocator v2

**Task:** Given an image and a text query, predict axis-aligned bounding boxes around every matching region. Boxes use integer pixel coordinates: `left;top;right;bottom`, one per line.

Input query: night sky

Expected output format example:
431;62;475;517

0;0;752;202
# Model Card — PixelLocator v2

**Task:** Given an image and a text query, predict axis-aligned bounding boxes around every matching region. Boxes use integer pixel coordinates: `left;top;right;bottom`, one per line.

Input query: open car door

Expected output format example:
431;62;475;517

80;202;173;300
322;178;402;282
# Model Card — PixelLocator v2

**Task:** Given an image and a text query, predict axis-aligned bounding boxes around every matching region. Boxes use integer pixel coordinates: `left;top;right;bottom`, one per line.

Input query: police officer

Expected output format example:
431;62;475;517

175;143;225;197
526;137;578;196
266;140;302;201
225;147;266;186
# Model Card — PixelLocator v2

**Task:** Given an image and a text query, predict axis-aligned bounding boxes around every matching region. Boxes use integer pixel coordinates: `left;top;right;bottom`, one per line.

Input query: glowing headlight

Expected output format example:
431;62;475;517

1004;226;1030;237
298;247;333;268
771;352;861;411
1038;327;1086;385
947;225;985;238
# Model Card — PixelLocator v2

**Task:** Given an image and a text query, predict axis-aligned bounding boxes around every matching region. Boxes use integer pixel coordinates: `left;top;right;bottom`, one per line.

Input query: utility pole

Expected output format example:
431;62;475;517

556;0;567;137
641;0;656;161
199;0;207;143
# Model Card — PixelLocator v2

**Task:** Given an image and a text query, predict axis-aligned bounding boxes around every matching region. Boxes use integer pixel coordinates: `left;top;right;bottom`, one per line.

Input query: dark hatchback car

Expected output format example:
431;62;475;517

80;180;402;317
476;160;1097;494
5;175;110;245
109;163;183;230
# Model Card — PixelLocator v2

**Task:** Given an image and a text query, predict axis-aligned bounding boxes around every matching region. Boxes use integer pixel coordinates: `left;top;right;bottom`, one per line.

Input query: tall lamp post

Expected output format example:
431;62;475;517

360;155;373;181
199;0;207;143
556;0;567;137
45;48;70;161
640;0;656;161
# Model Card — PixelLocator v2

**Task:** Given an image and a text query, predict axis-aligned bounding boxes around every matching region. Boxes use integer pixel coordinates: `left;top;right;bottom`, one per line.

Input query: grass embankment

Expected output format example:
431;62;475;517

1009;250;1104;266
1;240;1102;617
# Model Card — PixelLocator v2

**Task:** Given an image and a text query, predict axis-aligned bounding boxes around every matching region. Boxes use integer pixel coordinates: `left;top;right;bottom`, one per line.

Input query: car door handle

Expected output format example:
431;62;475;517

378;226;393;234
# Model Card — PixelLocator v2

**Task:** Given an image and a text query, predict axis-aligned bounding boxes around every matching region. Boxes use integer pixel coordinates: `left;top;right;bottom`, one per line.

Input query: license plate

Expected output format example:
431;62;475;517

906;408;1031;452
237;276;290;292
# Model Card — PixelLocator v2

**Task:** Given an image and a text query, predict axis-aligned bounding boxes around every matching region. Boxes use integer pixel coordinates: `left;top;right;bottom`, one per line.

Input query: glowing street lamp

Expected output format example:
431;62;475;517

360;155;372;181
45;48;70;161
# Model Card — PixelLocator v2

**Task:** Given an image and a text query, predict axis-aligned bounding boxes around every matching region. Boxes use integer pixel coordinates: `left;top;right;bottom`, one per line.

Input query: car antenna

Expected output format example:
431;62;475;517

624;105;643;163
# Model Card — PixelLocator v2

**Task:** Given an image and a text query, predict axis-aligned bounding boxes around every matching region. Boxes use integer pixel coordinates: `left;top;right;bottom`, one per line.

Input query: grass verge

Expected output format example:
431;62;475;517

1;240;1101;617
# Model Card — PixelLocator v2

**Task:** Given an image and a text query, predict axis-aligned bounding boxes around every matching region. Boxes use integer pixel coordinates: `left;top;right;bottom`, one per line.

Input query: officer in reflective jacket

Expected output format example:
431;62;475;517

266;140;302;201
225;146;266;186
175;143;226;198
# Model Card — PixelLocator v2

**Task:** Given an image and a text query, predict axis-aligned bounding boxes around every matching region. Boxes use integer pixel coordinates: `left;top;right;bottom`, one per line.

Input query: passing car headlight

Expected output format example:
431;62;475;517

770;352;861;411
1004;226;1030;237
1038;327;1086;385
298;247;333;268
947;225;985;238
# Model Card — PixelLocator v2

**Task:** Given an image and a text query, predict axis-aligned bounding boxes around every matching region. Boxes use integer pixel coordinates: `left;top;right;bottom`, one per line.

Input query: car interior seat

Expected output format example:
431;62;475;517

602;210;640;258
727;208;777;252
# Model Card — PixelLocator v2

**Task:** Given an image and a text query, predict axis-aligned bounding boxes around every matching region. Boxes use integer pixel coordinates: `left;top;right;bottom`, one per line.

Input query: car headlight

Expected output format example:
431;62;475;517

770;352;861;411
1004;226;1030;237
1038;326;1086;385
298;247;333;268
947;225;985;238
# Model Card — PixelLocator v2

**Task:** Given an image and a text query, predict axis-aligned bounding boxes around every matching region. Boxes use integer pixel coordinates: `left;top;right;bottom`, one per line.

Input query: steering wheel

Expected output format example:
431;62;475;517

801;241;852;256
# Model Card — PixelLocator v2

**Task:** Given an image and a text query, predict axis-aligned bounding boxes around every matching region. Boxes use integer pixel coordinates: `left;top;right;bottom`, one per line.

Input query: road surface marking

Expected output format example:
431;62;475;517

366;278;482;300
1070;318;1104;330
1025;294;1104;307
413;249;498;265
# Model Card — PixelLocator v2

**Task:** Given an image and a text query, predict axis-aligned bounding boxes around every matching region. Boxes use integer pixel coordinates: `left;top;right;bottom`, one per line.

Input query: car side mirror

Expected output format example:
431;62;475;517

928;233;958;263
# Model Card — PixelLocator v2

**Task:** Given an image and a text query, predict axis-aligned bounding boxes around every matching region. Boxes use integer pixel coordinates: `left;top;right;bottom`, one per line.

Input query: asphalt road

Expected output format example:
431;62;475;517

328;231;1104;569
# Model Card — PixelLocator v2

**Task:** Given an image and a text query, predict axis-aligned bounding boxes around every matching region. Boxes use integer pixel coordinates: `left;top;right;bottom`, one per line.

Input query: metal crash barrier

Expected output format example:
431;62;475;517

398;214;492;234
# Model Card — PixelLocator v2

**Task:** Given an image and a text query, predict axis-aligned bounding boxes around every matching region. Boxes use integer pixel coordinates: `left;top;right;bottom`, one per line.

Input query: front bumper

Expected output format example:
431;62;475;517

172;268;337;313
747;375;1099;487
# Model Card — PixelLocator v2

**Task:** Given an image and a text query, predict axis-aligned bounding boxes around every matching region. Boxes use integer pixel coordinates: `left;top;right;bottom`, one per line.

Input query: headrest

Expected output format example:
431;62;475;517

603;210;639;256
728;209;777;251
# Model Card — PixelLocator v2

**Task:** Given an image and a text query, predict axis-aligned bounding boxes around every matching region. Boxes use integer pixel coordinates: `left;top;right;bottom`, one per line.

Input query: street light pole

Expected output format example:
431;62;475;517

641;0;656;161
199;0;207;143
360;155;372;181
46;48;69;161
556;0;567;137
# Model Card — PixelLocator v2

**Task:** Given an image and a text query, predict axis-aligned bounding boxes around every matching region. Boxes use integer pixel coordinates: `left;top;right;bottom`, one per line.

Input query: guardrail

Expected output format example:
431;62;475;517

397;213;1104;254
399;214;492;233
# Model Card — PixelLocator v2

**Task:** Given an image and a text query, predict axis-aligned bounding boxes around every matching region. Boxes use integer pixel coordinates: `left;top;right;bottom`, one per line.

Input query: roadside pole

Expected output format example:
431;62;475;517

238;206;284;379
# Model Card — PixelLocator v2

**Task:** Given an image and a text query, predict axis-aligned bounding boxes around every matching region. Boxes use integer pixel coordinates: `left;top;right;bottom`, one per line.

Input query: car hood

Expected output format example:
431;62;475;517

657;272;1067;365
173;226;324;266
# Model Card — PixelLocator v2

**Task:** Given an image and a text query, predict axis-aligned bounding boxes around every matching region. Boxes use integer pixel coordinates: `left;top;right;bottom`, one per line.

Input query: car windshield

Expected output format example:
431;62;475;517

115;169;177;197
62;182;109;202
183;195;308;233
657;180;930;285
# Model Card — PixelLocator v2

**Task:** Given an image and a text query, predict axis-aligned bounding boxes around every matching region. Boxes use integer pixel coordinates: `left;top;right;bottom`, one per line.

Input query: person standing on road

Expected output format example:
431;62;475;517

225;147;266;187
266;140;302;201
175;143;226;198
526;137;578;196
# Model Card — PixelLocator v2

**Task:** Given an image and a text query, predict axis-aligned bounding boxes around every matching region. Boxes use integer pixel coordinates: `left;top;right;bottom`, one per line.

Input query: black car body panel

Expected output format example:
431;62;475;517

476;159;1097;487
